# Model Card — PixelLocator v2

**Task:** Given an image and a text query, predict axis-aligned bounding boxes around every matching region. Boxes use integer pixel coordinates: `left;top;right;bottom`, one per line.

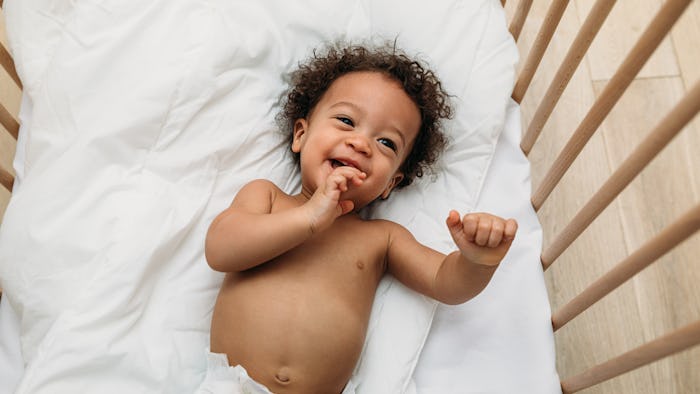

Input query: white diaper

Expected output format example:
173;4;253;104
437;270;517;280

196;349;356;394
195;350;273;394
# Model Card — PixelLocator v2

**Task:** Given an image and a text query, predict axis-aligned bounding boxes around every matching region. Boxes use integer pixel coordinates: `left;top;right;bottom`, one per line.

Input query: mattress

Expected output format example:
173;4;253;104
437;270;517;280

0;0;559;392
414;99;560;393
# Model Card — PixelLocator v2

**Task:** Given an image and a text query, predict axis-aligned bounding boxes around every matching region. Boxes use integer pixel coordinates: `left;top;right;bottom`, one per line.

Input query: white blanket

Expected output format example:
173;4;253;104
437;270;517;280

0;0;559;392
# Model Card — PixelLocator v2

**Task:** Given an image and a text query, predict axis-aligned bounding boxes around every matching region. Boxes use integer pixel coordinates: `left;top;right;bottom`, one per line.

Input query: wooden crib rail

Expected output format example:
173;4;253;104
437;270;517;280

0;98;17;140
508;0;534;41
0;38;18;192
530;0;692;211
541;79;700;269
0;0;20;193
0;164;13;191
0;37;20;88
511;0;570;103
519;0;615;155
560;320;700;393
506;0;700;391
552;202;700;331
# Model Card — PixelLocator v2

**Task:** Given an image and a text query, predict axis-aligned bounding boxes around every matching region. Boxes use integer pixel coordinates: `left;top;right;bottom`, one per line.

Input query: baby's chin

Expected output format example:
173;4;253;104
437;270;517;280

344;191;391;213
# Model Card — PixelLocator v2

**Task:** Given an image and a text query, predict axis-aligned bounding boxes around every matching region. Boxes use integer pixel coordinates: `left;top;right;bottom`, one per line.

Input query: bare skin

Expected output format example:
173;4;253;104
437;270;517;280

206;72;518;393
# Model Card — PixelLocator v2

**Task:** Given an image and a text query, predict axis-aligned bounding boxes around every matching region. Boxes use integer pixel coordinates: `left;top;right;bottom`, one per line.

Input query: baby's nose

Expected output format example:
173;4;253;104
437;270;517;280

346;135;371;155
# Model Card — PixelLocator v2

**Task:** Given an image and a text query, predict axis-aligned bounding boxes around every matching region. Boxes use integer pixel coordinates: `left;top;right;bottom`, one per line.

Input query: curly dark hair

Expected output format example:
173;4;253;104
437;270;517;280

279;42;452;188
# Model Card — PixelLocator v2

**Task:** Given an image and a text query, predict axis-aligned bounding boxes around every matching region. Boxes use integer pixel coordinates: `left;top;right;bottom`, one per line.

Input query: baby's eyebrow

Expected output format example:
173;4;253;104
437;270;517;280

329;101;363;113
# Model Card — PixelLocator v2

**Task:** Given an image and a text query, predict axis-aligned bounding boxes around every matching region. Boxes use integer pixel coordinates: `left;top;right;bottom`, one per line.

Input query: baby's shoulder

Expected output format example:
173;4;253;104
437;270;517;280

233;179;290;212
365;218;400;228
237;179;286;200
364;219;420;247
240;178;281;193
360;218;411;239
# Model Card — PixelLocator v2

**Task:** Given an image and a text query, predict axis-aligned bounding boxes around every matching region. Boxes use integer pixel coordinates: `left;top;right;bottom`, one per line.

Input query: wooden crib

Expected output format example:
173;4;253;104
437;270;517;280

1;1;698;392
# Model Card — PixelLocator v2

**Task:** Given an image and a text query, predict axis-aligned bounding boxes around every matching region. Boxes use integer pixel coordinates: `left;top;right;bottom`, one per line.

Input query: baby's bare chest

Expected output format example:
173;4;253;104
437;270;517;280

282;221;386;276
239;218;389;291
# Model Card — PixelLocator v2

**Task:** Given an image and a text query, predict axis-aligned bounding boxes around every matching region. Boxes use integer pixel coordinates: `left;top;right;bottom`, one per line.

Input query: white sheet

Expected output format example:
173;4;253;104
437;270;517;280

0;0;558;392
414;99;560;393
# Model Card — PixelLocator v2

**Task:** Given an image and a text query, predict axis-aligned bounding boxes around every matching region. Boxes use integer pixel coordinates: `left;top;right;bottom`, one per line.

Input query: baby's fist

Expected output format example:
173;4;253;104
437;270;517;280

446;211;518;266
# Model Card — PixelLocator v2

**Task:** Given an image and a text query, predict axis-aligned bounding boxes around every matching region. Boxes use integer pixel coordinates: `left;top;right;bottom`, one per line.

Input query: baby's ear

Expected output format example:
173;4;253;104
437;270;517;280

381;173;404;199
291;119;308;153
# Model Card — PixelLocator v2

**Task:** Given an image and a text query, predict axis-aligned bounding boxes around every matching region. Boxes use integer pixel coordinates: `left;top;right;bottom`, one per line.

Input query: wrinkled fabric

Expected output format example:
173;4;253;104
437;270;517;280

0;0;524;393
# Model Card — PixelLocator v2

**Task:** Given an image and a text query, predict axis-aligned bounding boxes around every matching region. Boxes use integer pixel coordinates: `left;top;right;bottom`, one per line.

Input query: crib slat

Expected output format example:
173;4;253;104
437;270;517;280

0;101;19;140
530;0;693;211
512;0;570;104
541;79;700;269
0;165;13;192
0;41;21;89
508;0;534;42
560;320;700;393
552;203;700;331
520;0;615;155
532;0;691;210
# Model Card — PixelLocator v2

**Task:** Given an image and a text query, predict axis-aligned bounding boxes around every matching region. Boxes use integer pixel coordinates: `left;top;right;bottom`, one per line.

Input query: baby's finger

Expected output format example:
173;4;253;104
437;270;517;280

446;210;463;242
473;214;492;246
333;166;365;186
327;173;348;193
504;218;518;241
462;213;479;242
333;165;363;177
339;200;355;215
474;216;492;246
351;171;367;186
446;210;461;229
487;220;505;248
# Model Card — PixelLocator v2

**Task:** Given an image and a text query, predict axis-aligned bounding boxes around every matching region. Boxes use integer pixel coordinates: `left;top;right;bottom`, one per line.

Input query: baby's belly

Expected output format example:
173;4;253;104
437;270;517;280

210;265;378;393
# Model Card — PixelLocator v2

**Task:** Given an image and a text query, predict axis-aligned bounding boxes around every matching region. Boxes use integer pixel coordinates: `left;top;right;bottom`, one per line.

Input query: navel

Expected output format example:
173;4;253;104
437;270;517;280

356;261;365;270
274;367;292;385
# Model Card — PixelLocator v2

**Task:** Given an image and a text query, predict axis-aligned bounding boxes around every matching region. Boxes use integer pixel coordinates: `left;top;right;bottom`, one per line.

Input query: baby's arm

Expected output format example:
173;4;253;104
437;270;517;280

387;212;517;305
205;167;365;272
205;179;312;272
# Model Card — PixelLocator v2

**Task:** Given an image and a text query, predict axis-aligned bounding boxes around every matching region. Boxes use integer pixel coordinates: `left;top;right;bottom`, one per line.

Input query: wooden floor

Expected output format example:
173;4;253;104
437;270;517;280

505;0;700;392
1;1;699;393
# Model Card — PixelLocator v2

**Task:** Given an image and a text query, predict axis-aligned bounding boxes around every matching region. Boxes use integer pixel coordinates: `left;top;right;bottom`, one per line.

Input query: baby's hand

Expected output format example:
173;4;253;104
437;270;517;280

446;211;518;267
305;166;366;233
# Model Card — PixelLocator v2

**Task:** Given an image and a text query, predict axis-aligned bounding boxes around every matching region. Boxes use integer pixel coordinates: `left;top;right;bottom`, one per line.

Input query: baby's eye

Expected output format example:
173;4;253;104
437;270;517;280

336;117;354;127
378;138;397;151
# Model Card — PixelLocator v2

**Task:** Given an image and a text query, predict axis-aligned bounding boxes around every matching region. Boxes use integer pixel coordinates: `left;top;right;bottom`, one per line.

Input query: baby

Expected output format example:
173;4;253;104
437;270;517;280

202;44;518;394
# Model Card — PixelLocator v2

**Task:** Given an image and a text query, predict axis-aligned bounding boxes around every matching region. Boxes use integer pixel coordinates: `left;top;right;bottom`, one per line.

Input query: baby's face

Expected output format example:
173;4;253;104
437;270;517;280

292;71;421;209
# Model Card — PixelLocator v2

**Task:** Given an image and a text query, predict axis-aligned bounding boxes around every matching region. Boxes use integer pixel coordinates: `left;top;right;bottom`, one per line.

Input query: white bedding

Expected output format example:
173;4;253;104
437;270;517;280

0;0;558;392
414;100;560;393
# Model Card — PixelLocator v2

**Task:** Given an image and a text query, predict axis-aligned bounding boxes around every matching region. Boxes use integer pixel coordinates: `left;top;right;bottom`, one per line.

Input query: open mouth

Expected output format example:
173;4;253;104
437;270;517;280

330;159;358;170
